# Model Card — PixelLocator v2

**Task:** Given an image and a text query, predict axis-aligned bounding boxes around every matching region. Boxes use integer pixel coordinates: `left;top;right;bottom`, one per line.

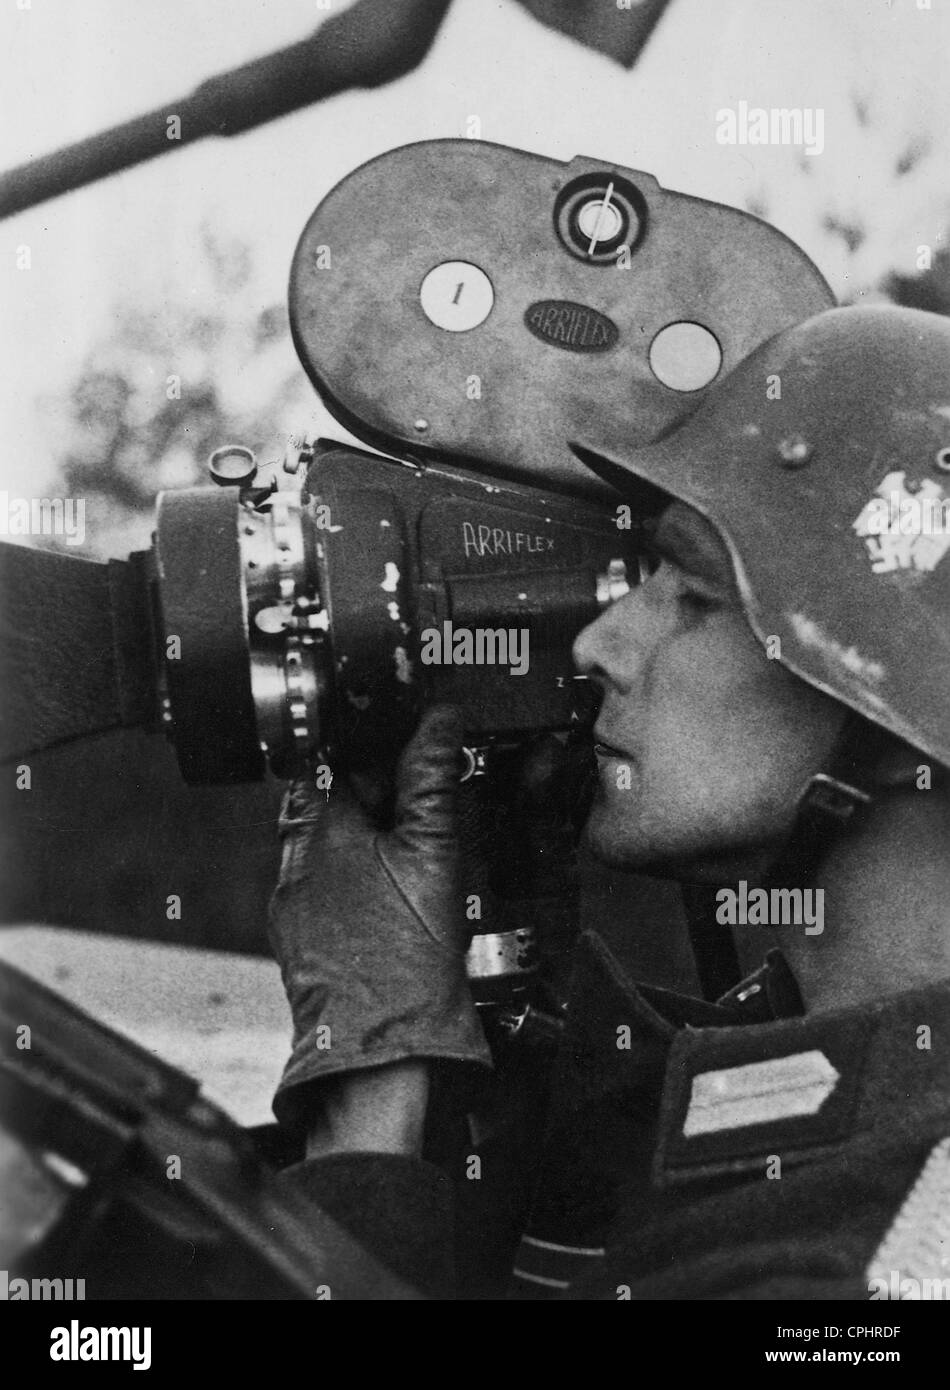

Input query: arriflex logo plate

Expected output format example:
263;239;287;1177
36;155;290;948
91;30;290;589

524;301;618;353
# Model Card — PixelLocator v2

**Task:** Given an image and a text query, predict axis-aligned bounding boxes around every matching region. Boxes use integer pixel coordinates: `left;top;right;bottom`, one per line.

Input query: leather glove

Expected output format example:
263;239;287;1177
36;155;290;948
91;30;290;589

268;705;492;1130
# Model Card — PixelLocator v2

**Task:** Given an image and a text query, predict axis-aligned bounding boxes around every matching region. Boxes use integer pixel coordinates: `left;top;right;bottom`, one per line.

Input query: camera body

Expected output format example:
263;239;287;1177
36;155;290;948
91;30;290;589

154;441;641;784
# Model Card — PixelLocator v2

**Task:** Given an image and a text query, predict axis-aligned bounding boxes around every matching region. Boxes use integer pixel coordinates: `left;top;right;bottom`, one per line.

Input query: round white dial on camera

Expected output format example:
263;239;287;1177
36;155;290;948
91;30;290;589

649;322;722;392
420;261;494;332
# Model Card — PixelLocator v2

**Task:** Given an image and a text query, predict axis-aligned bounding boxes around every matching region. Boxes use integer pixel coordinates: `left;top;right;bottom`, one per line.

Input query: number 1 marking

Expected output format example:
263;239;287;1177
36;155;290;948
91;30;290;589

452;281;465;305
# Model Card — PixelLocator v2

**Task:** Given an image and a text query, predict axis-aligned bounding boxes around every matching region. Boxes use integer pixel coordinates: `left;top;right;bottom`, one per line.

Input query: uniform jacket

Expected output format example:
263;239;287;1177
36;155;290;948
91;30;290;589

276;931;950;1300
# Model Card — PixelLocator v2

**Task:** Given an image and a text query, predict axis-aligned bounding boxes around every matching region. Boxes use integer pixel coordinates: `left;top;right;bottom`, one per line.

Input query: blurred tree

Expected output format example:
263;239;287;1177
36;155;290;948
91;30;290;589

740;89;949;308
40;226;317;559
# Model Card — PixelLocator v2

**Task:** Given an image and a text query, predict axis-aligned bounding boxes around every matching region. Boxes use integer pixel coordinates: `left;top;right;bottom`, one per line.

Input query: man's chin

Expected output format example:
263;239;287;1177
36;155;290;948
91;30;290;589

582;799;731;881
583;809;779;885
581;801;653;872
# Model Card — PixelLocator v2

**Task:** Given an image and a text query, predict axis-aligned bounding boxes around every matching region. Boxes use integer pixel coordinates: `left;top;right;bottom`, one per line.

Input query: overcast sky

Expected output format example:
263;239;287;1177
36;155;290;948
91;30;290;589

3;0;949;503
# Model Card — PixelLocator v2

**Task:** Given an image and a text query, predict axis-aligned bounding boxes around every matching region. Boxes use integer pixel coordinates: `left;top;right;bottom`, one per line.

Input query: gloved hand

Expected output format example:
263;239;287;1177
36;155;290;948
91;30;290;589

268;705;492;1130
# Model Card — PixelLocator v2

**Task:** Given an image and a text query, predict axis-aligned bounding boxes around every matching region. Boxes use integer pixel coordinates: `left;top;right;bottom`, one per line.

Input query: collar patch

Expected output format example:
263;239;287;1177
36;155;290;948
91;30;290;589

683;1050;839;1136
654;1014;873;1186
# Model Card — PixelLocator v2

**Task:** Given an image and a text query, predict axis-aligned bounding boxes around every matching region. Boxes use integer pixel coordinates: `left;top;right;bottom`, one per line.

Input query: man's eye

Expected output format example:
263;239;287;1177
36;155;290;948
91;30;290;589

675;579;720;619
644;552;721;618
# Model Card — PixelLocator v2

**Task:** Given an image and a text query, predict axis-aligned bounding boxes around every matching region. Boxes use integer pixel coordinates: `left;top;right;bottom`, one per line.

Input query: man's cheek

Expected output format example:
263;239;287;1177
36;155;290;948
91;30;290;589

585;774;643;849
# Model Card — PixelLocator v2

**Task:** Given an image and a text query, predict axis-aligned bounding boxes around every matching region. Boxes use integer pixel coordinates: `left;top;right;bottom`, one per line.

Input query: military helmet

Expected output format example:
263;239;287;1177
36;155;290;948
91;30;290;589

572;305;950;770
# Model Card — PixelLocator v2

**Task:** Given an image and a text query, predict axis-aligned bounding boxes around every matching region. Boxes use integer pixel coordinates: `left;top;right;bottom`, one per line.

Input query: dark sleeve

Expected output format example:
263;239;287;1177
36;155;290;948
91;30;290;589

273;1151;457;1299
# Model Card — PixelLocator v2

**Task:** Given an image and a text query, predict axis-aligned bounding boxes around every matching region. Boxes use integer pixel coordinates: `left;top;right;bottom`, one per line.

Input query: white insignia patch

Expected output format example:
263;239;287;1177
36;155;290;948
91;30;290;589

852;470;950;575
682;1050;839;1137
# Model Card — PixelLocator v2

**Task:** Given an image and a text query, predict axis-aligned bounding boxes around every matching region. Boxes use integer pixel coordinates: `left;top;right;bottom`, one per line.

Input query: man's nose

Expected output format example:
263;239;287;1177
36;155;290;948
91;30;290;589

573;590;644;692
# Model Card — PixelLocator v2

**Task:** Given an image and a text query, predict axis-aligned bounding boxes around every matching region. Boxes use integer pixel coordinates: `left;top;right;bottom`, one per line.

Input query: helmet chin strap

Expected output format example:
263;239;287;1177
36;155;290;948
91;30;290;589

730;721;890;996
797;770;871;824
688;719;892;1004
794;714;883;832
761;716;882;928
796;724;946;831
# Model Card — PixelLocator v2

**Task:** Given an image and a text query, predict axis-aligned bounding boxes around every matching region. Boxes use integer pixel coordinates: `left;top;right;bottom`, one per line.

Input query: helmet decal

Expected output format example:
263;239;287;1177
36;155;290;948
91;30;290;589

852;470;950;575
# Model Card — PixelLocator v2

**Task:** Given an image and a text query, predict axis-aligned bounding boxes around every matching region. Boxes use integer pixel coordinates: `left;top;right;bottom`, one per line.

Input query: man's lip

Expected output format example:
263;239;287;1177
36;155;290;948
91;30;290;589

593;731;633;759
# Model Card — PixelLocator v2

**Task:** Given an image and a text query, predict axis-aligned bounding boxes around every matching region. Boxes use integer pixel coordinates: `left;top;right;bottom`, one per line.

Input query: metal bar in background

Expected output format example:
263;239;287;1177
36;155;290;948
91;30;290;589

0;0;453;220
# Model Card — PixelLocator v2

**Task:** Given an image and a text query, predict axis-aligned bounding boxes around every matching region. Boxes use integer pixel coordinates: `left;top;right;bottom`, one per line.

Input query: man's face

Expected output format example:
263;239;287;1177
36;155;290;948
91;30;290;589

573;500;848;880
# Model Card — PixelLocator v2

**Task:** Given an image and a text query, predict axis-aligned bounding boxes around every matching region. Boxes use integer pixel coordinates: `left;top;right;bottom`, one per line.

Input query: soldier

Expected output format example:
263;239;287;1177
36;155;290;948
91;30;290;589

268;304;950;1299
